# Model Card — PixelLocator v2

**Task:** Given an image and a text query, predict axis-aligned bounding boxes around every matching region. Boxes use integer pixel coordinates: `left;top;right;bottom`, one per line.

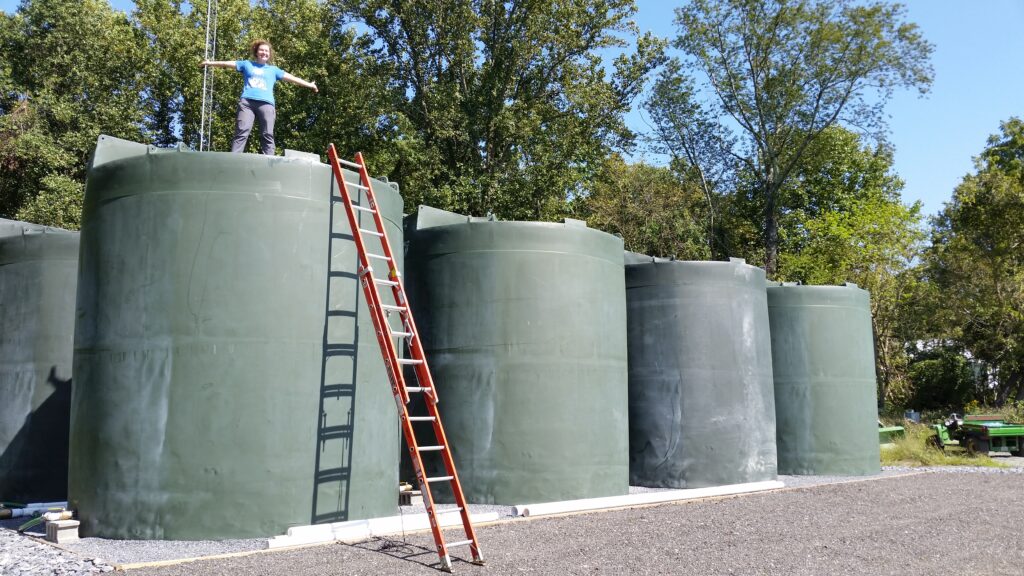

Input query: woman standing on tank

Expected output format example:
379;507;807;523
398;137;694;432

201;40;318;155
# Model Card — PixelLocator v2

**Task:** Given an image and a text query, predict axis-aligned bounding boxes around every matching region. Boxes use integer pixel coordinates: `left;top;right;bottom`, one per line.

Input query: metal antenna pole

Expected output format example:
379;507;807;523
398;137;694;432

199;0;218;151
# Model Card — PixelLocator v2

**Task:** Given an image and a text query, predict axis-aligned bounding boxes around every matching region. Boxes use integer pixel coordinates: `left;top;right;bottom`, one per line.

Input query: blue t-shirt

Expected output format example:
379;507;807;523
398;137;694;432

236;60;285;106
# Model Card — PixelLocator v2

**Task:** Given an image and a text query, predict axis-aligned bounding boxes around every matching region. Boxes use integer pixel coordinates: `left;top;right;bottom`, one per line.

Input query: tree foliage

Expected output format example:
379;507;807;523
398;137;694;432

904;344;978;411
927;118;1024;405
331;0;664;219
575;155;711;259
1;0;660;223
648;0;933;276
0;0;149;228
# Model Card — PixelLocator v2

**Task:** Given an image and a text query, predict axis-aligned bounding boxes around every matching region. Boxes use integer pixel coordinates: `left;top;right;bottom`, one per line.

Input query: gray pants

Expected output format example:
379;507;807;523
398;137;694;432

231;98;276;155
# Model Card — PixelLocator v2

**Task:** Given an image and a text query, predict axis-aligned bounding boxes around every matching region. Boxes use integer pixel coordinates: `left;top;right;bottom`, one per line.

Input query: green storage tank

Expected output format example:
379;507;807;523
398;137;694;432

68;136;401;539
404;206;629;504
0;222;78;502
626;257;777;489
767;283;880;475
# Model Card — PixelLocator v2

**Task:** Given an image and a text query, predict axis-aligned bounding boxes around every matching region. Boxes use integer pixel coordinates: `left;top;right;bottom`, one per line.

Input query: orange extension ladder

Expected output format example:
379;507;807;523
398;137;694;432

326;144;484;572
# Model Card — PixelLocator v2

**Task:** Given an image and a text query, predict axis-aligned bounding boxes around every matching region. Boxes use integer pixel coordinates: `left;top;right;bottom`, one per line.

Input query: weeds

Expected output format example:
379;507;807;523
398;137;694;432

967;400;1024;423
880;422;1006;468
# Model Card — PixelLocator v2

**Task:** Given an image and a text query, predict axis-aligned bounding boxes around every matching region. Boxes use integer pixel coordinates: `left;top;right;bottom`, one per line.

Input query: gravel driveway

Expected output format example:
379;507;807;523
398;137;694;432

119;470;1023;576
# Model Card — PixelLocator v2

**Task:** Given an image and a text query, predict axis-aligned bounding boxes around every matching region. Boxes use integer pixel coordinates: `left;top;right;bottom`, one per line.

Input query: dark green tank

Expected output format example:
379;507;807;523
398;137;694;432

768;283;880;475
68;136;401;539
626;257;777;488
0;222;78;502
404;207;629;504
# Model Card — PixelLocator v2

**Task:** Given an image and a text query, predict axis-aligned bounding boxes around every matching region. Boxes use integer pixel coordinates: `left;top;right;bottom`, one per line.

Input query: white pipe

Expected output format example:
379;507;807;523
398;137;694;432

10;507;58;518
22;501;67;509
2;502;68;519
511;480;785;517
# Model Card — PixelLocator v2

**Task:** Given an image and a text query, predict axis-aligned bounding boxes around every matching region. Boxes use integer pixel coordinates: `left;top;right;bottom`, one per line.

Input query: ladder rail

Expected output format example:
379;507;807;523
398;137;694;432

326;145;482;571
327;145;410;405
350;152;442;406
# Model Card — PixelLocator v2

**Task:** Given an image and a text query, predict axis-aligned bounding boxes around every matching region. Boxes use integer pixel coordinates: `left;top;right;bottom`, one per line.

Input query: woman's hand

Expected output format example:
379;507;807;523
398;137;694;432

310;82;318;94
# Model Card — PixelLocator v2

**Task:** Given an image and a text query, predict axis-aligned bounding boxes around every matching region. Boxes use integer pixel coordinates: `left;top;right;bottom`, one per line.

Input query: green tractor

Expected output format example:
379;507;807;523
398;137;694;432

930;413;1024;456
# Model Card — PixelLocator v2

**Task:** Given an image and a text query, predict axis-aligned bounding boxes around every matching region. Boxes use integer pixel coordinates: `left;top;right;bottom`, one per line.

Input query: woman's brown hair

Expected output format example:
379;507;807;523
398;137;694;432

250;40;273;60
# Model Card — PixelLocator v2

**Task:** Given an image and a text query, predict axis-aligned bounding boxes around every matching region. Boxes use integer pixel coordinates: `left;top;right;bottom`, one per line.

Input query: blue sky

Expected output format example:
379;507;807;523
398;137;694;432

2;0;1021;217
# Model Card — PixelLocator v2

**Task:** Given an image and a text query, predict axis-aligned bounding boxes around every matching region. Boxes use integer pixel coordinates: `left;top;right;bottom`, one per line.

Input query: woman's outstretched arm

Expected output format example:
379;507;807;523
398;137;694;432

200;60;237;69
282;72;318;93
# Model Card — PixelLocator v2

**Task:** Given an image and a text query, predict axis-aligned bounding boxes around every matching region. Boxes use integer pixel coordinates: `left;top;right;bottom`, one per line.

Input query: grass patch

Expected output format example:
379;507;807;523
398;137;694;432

880;423;1007;468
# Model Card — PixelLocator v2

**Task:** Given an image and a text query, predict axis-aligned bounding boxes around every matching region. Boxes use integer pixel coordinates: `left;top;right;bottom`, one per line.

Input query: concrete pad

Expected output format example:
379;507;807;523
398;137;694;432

267;511;499;549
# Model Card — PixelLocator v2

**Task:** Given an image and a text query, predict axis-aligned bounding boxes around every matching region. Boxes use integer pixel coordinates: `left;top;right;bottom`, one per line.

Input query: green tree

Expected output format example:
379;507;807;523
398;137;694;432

331;0;664;218
576;155;711;259
0;0;149;228
905;344;977;411
648;0;933;276
928;118;1024;405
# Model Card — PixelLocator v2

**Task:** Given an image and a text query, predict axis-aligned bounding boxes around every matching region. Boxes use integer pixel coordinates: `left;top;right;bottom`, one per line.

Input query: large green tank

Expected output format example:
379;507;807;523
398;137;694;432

0;222;78;502
404;207;629;504
767;283;880;475
626;257;777;489
68;136;401;539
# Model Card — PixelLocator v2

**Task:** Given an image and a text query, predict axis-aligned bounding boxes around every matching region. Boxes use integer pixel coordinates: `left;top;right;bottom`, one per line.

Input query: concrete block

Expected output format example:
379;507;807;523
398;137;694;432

46;520;80;543
399;490;423;506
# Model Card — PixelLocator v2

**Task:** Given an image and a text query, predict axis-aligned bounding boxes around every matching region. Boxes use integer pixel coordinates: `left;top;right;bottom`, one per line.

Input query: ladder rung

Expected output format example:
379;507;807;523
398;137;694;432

352;204;374;213
408;416;436;422
359;228;384;237
406;386;429;393
392;331;413;338
426;476;454;483
375;279;399;287
349;182;369;191
367;253;390;260
337;158;362;169
397;358;423;365
435;507;463;514
381;304;406;312
418;445;444;452
446;540;474;549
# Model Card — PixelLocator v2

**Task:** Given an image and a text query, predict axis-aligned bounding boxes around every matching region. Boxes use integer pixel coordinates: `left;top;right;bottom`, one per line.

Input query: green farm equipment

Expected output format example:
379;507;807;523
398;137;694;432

878;421;905;444
930;413;1024;456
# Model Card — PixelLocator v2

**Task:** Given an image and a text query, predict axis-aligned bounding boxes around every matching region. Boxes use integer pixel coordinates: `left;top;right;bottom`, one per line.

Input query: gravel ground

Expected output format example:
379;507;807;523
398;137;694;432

3;465;1021;575
0;526;116;575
